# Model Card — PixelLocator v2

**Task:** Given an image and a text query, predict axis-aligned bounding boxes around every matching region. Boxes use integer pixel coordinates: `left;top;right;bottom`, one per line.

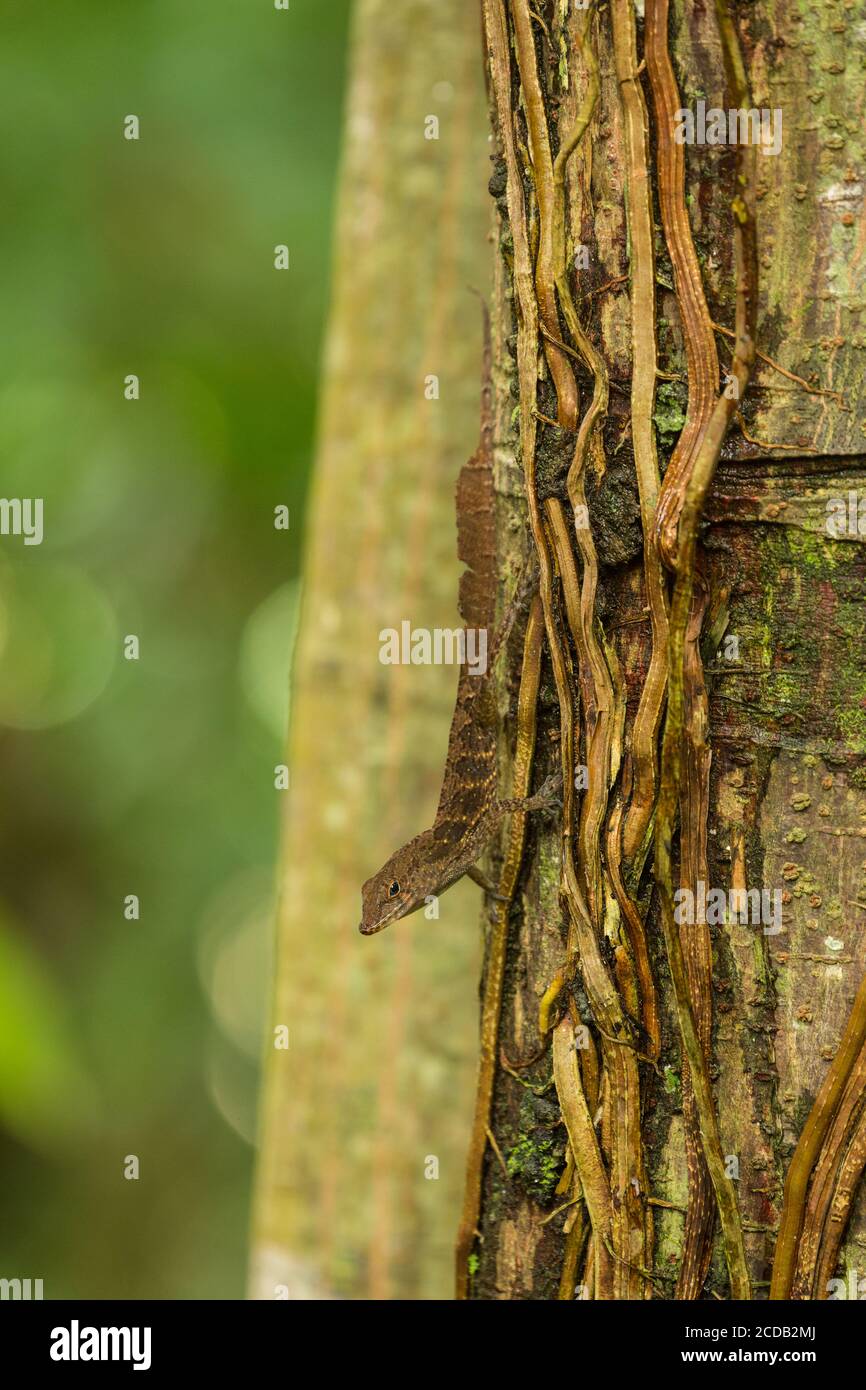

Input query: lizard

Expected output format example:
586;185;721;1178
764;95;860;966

359;308;558;938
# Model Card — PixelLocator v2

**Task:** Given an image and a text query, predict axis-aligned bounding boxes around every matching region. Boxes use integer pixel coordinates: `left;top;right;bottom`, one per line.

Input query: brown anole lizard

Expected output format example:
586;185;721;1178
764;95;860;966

359;309;558;937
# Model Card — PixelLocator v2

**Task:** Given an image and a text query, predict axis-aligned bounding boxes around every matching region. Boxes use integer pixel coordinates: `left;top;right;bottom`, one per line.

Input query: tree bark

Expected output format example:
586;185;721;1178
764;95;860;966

249;0;490;1300
469;0;866;1300
252;0;866;1303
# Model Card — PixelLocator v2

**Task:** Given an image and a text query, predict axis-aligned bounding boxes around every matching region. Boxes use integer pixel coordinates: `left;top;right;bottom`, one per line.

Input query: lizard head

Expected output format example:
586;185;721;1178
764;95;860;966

358;833;433;936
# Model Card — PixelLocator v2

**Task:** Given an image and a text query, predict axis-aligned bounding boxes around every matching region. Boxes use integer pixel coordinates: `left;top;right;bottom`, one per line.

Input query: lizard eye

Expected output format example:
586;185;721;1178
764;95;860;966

388;880;400;898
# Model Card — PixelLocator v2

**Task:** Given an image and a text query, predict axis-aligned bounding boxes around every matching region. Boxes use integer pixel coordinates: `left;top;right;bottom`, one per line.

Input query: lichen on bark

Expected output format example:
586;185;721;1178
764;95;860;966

469;0;866;1300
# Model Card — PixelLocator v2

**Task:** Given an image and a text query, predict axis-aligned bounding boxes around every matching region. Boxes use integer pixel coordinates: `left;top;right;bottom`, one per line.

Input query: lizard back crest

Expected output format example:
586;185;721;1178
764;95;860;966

456;304;496;633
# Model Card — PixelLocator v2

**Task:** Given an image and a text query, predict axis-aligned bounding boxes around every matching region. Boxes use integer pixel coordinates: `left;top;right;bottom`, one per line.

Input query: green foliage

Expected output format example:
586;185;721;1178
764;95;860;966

0;0;350;1299
0;913;97;1145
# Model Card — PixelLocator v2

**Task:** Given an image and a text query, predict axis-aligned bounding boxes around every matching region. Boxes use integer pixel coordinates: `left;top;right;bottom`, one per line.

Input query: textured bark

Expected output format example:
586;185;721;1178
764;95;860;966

472;0;866;1299
251;0;866;1303
248;0;490;1300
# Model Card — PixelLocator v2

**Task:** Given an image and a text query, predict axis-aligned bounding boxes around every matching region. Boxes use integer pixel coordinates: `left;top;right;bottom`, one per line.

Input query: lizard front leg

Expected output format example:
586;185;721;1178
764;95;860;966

464;772;562;901
497;769;563;817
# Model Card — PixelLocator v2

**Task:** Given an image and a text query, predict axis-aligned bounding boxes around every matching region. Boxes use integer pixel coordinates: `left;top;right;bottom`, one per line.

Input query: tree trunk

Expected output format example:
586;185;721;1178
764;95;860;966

468;0;866;1300
252;0;866;1303
248;0;490;1300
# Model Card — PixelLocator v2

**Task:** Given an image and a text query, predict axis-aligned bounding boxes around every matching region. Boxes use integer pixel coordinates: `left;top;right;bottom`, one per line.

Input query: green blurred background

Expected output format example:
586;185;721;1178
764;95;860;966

0;0;350;1298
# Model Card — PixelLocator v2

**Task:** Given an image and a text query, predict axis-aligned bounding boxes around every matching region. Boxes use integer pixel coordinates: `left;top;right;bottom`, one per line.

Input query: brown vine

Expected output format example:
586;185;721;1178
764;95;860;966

470;0;784;1303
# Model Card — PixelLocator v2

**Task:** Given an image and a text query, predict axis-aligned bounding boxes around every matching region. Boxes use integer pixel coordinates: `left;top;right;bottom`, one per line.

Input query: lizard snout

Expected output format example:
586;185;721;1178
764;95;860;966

358;918;384;937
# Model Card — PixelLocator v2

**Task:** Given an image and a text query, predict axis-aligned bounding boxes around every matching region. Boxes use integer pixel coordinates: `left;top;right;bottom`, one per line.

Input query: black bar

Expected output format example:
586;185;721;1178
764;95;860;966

2;1296;860;1377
